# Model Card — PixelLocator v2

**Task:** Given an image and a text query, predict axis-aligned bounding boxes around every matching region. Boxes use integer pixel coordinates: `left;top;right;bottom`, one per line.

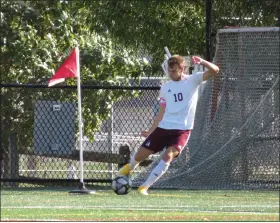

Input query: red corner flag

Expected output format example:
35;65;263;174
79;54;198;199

48;48;79;87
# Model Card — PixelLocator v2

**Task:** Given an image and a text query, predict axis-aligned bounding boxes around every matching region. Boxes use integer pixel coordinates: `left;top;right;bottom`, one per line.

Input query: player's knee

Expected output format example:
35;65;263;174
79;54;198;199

162;154;172;163
133;151;143;162
134;153;142;162
162;147;179;163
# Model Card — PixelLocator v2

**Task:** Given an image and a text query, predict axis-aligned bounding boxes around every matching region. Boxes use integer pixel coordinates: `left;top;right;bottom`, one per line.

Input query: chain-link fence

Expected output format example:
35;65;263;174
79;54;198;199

0;80;162;188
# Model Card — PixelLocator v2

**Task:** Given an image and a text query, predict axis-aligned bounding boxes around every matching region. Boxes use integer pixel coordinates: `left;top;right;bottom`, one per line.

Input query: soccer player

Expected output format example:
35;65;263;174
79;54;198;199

118;55;219;195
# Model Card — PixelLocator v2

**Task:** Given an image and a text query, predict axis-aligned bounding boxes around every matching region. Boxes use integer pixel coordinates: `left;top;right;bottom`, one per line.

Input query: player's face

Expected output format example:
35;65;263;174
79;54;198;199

168;65;183;81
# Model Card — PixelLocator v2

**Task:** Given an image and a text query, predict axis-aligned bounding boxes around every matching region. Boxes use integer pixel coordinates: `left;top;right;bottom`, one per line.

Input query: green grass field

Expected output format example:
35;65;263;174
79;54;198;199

1;188;279;221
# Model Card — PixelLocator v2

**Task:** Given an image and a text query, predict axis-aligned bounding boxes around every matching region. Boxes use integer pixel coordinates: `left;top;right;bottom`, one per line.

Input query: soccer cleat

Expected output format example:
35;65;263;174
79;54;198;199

138;186;149;195
118;164;131;176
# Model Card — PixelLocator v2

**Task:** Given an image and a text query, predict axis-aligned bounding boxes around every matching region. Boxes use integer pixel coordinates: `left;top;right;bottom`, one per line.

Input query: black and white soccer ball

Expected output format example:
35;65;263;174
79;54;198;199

111;176;132;195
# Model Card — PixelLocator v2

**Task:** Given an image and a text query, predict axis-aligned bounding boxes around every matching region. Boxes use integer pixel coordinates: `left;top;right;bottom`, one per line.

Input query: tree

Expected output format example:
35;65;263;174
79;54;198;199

81;0;278;63
211;0;279;58
82;0;205;68
0;0;148;152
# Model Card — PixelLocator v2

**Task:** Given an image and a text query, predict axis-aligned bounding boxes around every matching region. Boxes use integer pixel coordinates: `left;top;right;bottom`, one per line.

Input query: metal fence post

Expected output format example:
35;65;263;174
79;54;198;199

8;134;19;187
205;0;212;61
108;105;114;179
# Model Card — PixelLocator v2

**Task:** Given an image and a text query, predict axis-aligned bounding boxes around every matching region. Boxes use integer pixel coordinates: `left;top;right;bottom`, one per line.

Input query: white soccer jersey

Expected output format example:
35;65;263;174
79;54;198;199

158;72;204;130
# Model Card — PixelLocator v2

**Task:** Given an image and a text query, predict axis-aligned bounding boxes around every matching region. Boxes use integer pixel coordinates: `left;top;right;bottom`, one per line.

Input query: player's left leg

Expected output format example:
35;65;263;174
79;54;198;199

138;146;179;195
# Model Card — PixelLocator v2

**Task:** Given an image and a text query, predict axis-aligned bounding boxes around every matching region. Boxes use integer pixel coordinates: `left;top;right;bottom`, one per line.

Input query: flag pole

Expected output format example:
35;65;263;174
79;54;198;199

69;47;95;194
76;46;84;184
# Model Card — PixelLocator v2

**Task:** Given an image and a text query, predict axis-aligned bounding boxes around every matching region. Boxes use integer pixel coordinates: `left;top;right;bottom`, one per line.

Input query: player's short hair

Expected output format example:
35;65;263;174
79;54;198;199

168;55;185;70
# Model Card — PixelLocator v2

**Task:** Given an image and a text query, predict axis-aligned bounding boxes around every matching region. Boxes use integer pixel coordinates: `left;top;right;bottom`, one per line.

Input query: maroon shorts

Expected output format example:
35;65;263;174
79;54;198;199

141;127;191;153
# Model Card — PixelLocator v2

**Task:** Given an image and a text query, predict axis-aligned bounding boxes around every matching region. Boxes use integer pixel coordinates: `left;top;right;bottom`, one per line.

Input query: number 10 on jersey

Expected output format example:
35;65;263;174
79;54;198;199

174;93;183;102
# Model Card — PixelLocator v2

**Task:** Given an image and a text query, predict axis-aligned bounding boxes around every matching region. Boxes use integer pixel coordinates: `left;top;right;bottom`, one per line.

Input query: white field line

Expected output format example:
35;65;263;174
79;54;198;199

1;210;279;222
1;219;64;221
2;204;279;208
2;205;279;214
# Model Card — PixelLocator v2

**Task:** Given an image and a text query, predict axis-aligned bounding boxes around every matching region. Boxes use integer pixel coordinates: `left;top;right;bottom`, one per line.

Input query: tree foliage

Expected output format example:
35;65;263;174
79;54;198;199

0;0;148;149
82;0;205;66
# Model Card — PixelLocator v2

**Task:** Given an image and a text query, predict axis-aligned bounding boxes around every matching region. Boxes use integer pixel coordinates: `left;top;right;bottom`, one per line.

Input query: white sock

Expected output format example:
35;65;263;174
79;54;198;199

142;160;170;189
128;153;140;170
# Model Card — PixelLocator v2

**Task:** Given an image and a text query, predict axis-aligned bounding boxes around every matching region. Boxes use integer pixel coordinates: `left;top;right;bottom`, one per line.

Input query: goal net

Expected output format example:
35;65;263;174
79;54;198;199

133;27;279;190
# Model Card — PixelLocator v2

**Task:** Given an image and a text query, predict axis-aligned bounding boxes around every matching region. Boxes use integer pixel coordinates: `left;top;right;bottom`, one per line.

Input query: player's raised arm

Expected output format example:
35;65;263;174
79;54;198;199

141;105;165;137
192;56;220;81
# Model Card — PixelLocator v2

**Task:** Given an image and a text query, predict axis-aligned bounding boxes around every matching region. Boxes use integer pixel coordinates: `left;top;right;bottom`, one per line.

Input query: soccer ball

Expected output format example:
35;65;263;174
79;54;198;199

111;176;132;195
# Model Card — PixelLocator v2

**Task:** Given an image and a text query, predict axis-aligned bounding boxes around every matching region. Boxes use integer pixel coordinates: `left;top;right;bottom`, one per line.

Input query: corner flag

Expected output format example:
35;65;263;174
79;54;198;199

48;47;95;194
48;48;79;87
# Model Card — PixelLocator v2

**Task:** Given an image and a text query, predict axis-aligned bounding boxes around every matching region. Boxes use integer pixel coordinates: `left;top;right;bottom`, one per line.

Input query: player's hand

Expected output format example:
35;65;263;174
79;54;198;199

192;56;204;65
141;130;150;138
